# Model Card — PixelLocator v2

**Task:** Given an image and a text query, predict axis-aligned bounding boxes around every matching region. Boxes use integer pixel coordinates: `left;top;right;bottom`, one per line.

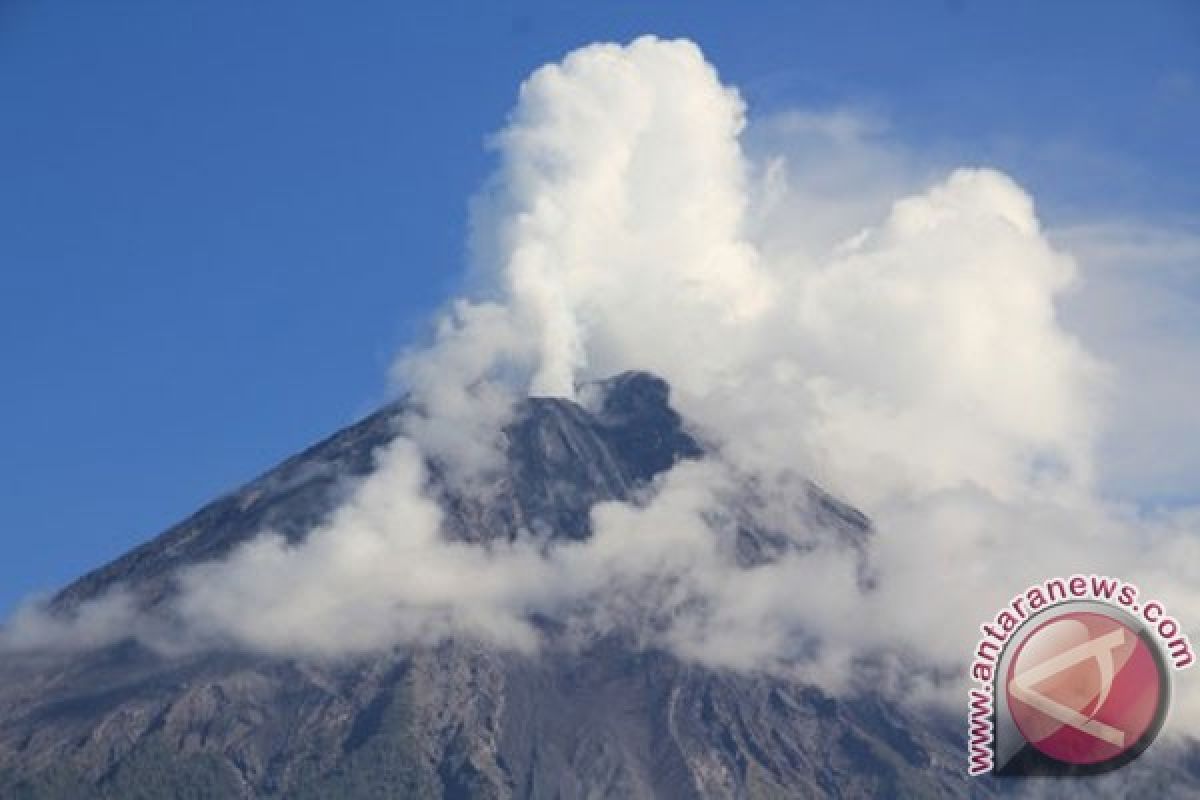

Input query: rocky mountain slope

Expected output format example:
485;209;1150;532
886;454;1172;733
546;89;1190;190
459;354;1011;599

1;373;1196;798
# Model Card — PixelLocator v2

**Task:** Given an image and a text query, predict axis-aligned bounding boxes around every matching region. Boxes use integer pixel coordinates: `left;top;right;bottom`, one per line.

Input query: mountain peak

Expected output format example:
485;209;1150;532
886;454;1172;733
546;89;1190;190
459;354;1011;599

4;373;1193;798
52;373;701;611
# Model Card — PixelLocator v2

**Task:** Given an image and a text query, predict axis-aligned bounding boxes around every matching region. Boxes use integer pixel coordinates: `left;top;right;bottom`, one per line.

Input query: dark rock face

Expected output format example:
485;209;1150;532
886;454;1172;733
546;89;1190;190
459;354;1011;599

52;372;706;613
1;373;1196;798
434;372;707;545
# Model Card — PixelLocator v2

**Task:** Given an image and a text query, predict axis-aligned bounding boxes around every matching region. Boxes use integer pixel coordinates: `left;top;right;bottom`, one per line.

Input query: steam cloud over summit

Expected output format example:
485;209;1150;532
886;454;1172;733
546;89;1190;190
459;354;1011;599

5;36;1197;733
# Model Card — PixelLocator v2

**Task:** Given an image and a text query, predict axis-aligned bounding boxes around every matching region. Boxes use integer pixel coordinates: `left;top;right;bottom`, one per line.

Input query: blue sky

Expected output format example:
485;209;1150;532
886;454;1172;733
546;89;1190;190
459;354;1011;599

1;1;1197;616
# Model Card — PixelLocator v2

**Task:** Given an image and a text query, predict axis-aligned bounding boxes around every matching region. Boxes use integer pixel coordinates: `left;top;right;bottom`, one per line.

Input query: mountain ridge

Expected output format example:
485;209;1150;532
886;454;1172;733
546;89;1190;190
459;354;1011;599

3;372;1197;798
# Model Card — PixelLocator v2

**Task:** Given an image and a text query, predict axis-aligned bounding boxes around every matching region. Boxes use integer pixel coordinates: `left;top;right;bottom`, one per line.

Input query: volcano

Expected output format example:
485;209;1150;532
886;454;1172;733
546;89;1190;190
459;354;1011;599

1;373;1195;798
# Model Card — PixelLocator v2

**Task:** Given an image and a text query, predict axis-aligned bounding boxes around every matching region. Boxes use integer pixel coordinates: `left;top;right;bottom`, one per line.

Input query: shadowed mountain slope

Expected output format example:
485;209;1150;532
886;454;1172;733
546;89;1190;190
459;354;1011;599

2;373;1197;798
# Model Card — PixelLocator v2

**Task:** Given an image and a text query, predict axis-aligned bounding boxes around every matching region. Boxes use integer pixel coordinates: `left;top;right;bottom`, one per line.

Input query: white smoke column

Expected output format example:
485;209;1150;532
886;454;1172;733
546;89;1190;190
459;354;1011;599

469;37;774;399
393;36;773;473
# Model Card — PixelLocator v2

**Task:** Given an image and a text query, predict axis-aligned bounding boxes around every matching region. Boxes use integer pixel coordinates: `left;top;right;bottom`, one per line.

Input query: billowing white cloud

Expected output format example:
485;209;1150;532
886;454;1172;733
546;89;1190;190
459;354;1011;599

175;439;548;656
4;35;1197;732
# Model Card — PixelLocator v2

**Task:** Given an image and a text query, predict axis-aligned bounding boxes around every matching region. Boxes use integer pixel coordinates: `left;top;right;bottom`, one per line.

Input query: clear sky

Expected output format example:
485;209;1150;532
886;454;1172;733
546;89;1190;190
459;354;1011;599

2;1;1197;616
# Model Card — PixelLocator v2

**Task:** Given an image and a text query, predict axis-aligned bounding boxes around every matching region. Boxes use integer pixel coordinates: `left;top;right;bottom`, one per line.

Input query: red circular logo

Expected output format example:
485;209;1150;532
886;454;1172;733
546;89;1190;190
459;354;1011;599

1005;610;1165;766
